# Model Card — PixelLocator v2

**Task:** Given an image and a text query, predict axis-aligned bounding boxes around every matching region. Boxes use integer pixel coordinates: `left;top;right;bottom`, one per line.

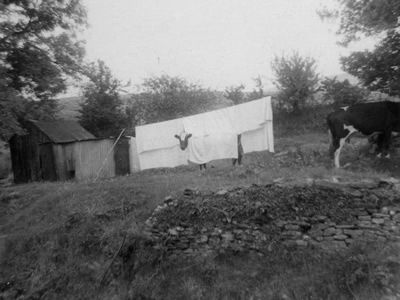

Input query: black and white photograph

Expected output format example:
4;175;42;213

1;0;400;299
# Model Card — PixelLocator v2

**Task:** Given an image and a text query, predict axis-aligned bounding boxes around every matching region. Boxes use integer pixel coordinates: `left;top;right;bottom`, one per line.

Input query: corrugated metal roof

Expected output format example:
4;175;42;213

30;120;96;144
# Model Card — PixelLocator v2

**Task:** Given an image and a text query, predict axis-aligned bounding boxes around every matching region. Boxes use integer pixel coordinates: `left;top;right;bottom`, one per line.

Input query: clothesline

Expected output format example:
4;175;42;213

134;96;274;170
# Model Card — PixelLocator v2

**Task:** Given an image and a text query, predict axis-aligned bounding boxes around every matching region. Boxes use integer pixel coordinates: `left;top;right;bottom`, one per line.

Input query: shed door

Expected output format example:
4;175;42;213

114;138;130;176
39;144;57;181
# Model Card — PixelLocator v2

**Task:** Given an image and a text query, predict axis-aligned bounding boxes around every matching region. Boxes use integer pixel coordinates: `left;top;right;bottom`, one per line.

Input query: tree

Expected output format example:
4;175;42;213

318;0;400;46
271;52;320;113
79;60;128;137
321;77;369;109
319;1;400;95
341;30;400;95
132;75;215;124
248;76;266;101
225;84;246;105
0;0;87;139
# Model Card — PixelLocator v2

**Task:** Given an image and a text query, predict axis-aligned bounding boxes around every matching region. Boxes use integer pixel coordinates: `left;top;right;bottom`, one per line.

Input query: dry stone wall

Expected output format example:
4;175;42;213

144;180;400;257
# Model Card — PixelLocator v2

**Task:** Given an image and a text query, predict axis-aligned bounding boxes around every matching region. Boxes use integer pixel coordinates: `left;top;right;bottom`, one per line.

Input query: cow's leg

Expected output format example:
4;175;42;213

328;129;341;158
378;130;392;158
368;132;381;154
334;138;346;168
334;125;357;168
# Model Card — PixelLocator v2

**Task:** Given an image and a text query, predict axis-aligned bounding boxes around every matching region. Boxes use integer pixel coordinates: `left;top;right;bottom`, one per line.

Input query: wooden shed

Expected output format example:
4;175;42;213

9;120;130;183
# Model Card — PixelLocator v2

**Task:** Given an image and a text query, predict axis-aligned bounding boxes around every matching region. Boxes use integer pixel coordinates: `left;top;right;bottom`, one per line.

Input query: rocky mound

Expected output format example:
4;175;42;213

145;180;400;257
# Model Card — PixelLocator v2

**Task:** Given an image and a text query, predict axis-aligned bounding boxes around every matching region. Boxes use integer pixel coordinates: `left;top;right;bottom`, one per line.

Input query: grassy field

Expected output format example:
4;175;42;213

1;125;400;299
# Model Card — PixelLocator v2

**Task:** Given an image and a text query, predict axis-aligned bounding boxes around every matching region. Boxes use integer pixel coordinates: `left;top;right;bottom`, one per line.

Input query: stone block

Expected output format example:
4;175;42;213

221;232;234;241
349;190;363;197
372;213;390;219
359;223;381;230
199;235;209;243
363;231;378;239
315;215;328;222
309;229;323;238
358;216;372;221
184;228;194;235
313;223;328;231
343;229;363;236
168;228;179;236
351;210;369;216
336;225;356;229
283;230;302;237
372;218;385;225
323;227;336;236
335;228;344;235
295;240;308;247
384;220;394;227
358;221;374;227
183;248;194;254
334;234;348;240
285;224;300;231
393;213;400;222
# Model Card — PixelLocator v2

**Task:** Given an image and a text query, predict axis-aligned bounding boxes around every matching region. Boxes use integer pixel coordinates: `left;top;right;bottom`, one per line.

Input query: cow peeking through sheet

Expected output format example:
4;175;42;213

174;132;244;170
327;101;400;168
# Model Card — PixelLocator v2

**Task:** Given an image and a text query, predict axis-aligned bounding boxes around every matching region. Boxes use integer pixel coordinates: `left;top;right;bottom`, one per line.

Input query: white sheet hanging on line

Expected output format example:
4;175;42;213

135;118;189;170
230;96;274;154
135;118;184;153
228;96;273;134
134;96;274;170
186;133;238;164
182;107;237;163
241;122;274;154
138;145;188;170
182;108;236;137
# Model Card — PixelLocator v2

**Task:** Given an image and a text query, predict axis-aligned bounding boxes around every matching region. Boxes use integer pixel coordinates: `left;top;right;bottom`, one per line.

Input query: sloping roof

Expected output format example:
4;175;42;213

30;120;96;143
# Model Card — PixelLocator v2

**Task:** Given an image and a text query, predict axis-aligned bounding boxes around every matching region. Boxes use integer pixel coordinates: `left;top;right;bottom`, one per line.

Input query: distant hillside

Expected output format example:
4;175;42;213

326;72;360;85
56;92;234;121
57;96;82;121
56;74;358;121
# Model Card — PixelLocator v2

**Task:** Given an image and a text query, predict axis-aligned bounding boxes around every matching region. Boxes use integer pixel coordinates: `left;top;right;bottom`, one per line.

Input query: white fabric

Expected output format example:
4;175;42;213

135;118;184;153
182;108;236;137
241;121;274;154
229;96;272;134
134;96;274;169
128;137;141;172
138;145;188;170
187;133;238;164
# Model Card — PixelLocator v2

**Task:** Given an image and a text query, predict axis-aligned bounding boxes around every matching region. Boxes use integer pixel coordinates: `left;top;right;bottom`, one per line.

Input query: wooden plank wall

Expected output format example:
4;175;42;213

74;139;115;180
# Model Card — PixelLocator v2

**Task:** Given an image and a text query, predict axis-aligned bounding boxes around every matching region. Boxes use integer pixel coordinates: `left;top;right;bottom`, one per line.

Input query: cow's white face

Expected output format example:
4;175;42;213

174;132;192;150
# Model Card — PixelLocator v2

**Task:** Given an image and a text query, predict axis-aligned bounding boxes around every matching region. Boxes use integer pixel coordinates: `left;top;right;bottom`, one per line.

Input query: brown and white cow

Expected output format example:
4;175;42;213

174;132;244;170
327;101;400;168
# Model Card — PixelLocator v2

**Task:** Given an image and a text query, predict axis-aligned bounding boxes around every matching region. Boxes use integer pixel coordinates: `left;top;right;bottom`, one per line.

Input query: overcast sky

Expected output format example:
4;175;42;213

72;0;373;95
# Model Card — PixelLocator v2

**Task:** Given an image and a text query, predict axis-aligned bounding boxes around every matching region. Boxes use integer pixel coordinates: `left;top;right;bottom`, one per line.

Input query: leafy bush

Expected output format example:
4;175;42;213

273;104;332;136
321;77;369;109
